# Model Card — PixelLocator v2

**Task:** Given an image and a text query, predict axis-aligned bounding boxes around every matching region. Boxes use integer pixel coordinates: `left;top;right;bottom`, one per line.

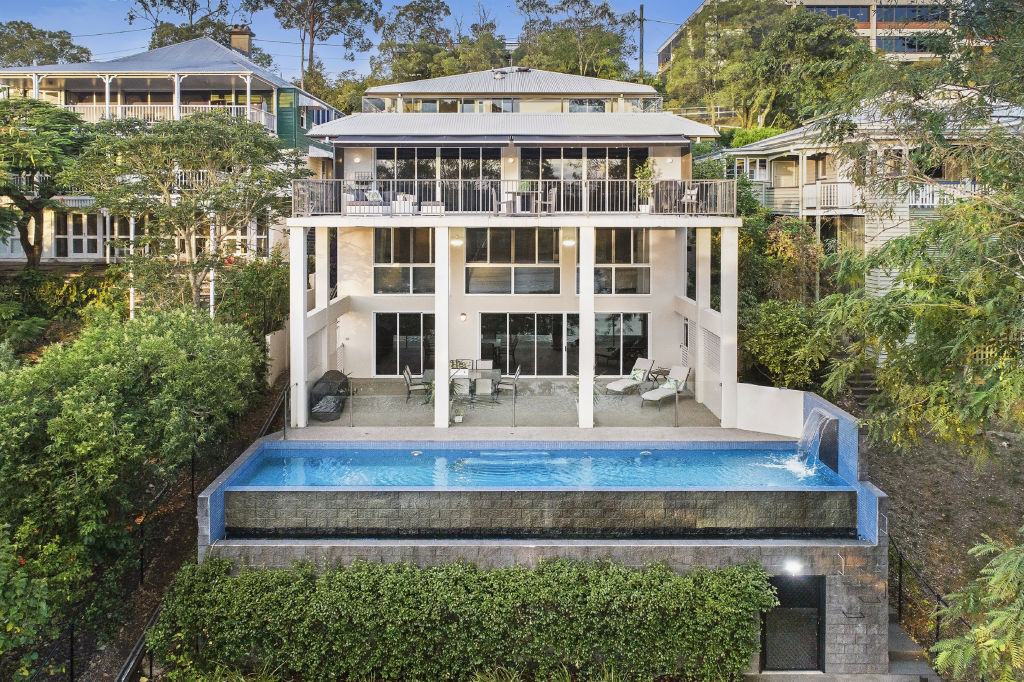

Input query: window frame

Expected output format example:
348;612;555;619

465;227;561;295
372;226;435;295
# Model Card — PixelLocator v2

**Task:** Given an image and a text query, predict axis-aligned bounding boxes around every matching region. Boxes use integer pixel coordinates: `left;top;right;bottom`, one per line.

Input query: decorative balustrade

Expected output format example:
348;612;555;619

61;104;276;133
908;181;977;208
803;181;859;209
292;178;737;217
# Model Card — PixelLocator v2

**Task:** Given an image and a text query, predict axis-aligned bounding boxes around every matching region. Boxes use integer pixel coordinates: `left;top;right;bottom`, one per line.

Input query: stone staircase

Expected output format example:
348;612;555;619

848;368;878;411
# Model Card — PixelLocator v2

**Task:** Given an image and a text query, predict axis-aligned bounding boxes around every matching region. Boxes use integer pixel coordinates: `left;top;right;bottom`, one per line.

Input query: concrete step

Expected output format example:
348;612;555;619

889;622;930;663
888;658;942;681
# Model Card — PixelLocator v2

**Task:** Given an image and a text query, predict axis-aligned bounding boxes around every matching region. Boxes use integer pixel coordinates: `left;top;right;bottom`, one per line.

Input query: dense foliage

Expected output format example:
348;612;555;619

151;558;777;681
0;21;91;67
64;113;306;308
0;310;261;677
813;0;1024;459
0;99;92;266
216;248;290;342
663;0;874;127
932;524;1024;681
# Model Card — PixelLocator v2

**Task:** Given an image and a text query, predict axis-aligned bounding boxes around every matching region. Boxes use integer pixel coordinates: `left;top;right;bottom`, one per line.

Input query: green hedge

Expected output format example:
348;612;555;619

150;558;778;681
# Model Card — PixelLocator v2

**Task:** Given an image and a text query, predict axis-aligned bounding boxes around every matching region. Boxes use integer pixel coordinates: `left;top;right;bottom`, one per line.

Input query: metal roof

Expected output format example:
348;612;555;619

308;112;717;144
0;37;293;89
364;68;658;96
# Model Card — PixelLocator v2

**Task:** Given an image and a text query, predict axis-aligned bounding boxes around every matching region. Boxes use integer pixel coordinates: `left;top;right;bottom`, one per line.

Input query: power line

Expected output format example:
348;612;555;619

71;27;151;38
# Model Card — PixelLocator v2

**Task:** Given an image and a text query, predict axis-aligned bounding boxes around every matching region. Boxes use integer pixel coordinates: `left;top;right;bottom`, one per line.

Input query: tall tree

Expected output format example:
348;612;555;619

663;0;872;127
514;0;635;78
246;0;380;89
812;0;1024;459
371;0;456;82
63;113;307;308
148;18;275;67
0;21;91;67
0;100;91;268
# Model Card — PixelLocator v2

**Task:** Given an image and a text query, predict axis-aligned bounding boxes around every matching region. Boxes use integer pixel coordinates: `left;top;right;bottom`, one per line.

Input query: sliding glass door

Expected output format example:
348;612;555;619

374;312;435;375
479;312;646;376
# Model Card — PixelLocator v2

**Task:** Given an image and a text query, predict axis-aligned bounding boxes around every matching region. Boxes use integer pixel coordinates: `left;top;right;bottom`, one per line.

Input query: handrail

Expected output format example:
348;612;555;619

292;178;737;217
889;533;972;648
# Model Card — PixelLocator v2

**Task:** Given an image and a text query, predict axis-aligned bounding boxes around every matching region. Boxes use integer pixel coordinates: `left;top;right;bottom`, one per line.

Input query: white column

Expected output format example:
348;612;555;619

102;76;113;120
102;211;110;264
244;75;253;120
798;151;807;219
289;227;309;428
128;216;136;319
31;74;39;99
208;219;216;319
694;227;711;404
719;225;738;428
172;74;181;120
433;226;450;428
578;225;596;428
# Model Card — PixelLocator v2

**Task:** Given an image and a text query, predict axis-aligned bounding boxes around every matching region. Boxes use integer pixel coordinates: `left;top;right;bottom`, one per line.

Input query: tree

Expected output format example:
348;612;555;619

246;0;380;89
148;18;276;67
0;21;91;67
63;113;307;308
812;0;1024;458
663;0;873;127
514;0;635;79
932;525;1024;680
0;99;91;268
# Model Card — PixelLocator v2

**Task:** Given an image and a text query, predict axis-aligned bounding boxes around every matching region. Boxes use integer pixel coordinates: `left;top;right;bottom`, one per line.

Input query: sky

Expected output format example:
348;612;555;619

5;0;701;82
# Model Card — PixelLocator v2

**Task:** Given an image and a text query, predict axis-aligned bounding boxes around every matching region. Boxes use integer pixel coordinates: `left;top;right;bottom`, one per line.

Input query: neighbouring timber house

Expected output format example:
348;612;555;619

0;28;339;266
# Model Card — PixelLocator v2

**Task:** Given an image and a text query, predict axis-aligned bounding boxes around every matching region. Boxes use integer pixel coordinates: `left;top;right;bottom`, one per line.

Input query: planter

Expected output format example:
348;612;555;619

639;203;651;213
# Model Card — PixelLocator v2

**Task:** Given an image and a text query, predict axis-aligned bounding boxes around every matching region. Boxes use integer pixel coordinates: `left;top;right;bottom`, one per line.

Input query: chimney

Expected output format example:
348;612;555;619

228;25;254;56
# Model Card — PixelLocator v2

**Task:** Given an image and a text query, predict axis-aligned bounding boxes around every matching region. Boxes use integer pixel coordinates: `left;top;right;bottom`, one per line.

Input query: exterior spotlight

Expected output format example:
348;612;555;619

562;237;576;247
353;155;362;163
459;312;467;322
450;237;464;247
667;157;674;163
783;559;803;576
507;157;516;163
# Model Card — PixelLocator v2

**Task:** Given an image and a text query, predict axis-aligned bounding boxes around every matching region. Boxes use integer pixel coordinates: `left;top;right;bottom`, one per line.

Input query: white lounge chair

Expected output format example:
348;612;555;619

639;366;691;409
604;357;654;395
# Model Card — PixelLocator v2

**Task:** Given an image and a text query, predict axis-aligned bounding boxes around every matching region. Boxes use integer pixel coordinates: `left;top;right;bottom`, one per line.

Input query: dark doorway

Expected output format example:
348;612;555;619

762;575;826;672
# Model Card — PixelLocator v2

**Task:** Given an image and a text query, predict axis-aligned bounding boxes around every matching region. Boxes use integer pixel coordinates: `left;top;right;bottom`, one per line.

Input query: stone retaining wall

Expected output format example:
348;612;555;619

224;488;858;540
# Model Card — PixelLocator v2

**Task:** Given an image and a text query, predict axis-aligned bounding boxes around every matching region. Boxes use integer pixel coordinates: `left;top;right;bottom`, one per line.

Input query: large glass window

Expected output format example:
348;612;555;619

878;5;946;22
373;227;434;294
374;312;434;375
876;36;930;53
480;313;569;376
595;313;650;375
806;5;869;21
577;228;651;295
465;227;560;294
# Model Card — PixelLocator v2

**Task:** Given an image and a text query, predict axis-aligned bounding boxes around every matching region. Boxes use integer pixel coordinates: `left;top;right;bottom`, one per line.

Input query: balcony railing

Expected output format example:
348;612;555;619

803;181;859;210
292;178;737;217
61;104;276;133
908;181;977;208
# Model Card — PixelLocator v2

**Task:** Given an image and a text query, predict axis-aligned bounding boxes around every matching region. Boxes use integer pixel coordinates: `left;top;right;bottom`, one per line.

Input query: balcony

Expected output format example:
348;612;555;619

60;104;277;133
908;181;977;208
802;181;860;211
292;179;737;217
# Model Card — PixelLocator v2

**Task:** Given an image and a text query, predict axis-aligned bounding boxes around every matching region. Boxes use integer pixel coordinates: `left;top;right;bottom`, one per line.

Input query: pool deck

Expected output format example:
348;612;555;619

281;425;794;443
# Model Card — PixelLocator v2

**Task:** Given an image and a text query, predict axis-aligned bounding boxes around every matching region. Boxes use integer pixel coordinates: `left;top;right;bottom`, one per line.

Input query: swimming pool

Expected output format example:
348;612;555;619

232;443;849;490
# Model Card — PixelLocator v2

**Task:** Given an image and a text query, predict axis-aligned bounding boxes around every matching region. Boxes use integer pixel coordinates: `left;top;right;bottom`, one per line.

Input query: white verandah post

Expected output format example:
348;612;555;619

128;216;136;319
693;227;711;405
578;225;596;428
433;226;451;428
719;225;739;428
289;226;309;428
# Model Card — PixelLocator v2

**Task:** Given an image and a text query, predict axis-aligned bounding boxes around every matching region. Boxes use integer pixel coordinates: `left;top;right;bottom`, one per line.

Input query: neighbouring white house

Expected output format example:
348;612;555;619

0;28;339;267
285;66;742;429
715;97;1022;293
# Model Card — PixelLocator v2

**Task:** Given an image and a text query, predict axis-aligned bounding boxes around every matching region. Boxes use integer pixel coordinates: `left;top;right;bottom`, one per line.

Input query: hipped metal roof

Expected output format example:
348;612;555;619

364;68;658;96
309;112;717;145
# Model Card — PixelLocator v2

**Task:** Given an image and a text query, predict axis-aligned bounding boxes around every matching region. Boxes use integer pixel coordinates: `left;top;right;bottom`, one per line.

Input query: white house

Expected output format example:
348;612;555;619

285;67;742;429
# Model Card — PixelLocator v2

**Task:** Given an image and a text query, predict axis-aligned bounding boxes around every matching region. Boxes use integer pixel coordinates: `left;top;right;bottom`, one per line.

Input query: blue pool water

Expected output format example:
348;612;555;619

231;444;851;489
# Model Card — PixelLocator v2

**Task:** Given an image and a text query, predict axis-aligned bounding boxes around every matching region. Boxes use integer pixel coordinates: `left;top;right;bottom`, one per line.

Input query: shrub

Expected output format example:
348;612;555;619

693;158;726;179
740;300;834;389
730;127;787;149
216;249;289;343
150;558;778;682
0;309;262;675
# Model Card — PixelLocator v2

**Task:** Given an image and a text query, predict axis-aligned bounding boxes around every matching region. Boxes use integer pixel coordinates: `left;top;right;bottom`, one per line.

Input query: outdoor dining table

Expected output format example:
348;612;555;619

450;367;503;402
509;189;541;214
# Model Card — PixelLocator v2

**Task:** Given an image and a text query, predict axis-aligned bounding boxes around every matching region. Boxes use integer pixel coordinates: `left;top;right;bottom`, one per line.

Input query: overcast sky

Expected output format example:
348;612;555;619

10;0;700;81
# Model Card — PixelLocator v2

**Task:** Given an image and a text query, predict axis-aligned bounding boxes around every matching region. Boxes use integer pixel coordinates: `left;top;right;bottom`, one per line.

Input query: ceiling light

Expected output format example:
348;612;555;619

783;559;803;576
450;237;464;247
562;238;576;247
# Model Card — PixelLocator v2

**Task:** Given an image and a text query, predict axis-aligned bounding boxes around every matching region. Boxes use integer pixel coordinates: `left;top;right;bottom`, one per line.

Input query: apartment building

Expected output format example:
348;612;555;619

0;29;339;266
657;0;947;72
286;66;742;429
